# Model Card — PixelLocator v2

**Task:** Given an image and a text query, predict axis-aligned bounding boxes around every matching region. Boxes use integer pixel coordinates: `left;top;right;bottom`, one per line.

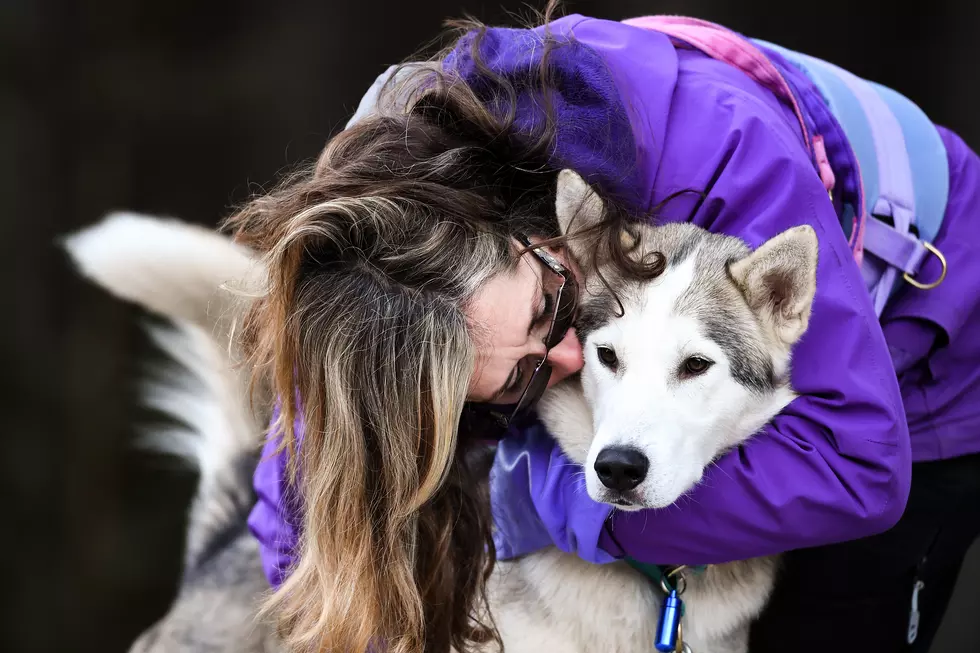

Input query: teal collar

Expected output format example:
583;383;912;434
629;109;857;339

624;557;708;591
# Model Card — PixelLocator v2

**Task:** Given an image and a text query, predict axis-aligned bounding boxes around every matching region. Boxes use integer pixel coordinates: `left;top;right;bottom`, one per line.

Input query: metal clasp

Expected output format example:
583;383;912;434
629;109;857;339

659;565;689;595
904;241;947;290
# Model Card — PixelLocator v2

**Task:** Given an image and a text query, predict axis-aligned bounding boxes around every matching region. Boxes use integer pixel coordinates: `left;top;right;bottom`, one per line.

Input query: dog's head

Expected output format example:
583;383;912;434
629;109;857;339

539;170;819;510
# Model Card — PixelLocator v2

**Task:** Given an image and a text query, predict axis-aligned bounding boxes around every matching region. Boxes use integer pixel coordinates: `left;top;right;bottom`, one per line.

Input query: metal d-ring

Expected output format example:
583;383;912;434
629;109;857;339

660;565;689;595
904;241;947;290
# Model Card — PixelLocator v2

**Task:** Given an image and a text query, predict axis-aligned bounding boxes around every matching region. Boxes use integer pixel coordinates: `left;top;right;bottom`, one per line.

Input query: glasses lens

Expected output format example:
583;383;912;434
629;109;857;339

543;279;577;349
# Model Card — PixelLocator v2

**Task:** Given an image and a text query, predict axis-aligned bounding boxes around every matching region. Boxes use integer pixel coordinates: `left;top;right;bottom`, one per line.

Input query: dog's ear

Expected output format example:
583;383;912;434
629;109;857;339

555;169;606;265
556;168;605;229
729;225;819;347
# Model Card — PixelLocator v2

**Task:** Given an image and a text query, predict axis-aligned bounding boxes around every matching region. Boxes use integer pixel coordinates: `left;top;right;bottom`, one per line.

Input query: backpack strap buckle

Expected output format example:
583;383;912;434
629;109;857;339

903;241;947;290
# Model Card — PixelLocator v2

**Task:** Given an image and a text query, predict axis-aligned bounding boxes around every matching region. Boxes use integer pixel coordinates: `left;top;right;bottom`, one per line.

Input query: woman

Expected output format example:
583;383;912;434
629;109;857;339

239;4;980;653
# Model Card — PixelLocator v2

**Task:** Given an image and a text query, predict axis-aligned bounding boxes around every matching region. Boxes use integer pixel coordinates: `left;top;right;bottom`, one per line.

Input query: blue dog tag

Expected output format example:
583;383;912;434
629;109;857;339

655;589;683;651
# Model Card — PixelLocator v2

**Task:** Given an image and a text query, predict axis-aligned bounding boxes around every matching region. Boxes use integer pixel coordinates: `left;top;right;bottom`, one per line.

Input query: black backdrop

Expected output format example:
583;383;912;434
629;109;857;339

4;1;979;651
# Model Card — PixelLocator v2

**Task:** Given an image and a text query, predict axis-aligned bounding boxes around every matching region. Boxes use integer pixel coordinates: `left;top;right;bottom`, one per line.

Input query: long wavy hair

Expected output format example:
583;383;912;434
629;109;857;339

223;2;659;652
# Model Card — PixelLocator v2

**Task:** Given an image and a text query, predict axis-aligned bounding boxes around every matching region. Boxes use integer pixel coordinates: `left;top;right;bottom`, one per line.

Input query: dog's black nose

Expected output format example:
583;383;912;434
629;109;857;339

594;447;649;492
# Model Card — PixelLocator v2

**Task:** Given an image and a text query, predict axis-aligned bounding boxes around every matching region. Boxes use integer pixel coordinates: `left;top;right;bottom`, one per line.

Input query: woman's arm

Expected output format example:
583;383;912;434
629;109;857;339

491;65;911;566
247;407;301;587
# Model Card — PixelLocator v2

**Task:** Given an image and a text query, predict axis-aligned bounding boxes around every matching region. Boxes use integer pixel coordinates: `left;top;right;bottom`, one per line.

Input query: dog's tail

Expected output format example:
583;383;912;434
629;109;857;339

64;212;269;570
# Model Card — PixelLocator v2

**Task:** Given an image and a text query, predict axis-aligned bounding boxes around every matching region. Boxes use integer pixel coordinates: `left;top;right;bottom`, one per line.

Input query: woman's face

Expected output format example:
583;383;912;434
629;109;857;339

467;239;584;405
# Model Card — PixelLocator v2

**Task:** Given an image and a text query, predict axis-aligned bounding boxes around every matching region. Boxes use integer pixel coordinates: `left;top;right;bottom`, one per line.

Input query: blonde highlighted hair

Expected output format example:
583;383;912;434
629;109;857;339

236;186;505;653
219;2;655;651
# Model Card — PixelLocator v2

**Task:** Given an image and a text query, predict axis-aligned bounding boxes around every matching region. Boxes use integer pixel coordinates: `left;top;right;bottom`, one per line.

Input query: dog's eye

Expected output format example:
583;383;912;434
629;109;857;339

596;345;619;371
681;356;713;377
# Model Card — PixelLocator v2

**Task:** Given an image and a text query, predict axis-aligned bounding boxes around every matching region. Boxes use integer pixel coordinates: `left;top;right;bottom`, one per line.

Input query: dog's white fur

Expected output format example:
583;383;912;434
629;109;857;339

63;172;818;653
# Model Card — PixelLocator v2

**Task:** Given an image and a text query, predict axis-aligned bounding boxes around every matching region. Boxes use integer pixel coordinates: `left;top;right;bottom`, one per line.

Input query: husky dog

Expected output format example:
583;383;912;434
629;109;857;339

64;170;817;653
484;171;818;653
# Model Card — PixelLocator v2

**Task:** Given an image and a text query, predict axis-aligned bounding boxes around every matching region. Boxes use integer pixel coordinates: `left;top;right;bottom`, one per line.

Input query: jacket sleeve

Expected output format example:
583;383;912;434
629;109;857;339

246;406;301;587
491;70;912;565
881;319;939;379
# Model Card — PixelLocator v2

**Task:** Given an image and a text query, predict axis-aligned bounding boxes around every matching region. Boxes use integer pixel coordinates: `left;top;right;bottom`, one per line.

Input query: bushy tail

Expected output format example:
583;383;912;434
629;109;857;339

63;212;269;569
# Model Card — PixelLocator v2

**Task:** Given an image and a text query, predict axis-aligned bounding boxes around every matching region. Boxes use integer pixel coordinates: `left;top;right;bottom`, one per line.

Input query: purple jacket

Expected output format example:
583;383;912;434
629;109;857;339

248;15;980;583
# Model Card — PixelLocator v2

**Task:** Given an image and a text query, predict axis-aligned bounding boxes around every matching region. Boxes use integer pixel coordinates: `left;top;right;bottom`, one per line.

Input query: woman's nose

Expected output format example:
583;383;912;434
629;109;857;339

547;328;584;387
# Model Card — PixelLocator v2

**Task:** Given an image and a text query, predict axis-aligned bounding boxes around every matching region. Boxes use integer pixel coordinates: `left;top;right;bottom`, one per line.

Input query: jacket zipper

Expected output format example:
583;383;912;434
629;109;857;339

907;529;942;645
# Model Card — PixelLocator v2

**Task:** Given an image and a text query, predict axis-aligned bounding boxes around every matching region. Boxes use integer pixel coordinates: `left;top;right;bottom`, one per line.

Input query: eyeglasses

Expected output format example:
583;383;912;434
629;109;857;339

461;233;578;441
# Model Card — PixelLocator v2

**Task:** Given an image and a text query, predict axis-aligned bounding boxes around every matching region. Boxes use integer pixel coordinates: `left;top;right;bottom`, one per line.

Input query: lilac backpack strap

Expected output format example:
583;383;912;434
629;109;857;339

756;40;950;314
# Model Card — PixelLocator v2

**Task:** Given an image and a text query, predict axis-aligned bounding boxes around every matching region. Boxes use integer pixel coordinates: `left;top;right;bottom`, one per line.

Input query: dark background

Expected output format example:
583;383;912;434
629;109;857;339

4;1;979;651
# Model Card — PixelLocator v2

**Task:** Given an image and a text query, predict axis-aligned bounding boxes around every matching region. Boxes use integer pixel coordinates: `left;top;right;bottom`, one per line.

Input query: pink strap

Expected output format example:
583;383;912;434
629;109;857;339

811;135;836;195
622;16;812;156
